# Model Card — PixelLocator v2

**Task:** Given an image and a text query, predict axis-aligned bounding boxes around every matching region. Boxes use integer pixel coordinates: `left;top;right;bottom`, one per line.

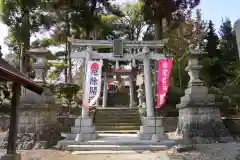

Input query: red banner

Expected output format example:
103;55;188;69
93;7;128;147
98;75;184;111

156;59;173;108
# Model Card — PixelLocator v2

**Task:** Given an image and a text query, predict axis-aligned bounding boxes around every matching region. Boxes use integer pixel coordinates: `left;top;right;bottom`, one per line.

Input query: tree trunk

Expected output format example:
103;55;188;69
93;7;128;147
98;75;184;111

153;19;163;114
21;12;31;76
155;19;163;40
66;14;72;83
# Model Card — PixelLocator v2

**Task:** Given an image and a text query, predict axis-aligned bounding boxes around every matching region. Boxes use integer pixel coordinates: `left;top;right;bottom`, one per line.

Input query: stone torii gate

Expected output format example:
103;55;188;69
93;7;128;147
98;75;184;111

69;38;169;141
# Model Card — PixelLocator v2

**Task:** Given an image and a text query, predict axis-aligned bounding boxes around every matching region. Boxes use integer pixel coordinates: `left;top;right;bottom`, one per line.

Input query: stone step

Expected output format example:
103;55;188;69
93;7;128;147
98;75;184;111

96;109;139;112
58;138;176;146
71;126;95;134
96;130;139;133
94;118;140;122
94;122;141;126
95;116;140;119
96;109;139;113
95;113;140;117
71;150;169;155
94;108;141;132
95;113;140;116
96;107;138;110
95;114;140;117
61;133;97;141
95;126;140;131
66;144;170;151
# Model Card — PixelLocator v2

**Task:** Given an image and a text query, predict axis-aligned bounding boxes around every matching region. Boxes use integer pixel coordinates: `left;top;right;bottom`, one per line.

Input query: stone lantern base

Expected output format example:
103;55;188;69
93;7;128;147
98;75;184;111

176;85;233;144
0;153;21;160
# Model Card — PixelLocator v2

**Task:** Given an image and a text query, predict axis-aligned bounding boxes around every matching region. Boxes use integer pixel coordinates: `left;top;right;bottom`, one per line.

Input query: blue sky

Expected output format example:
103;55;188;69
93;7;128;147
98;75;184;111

0;0;240;54
196;0;240;32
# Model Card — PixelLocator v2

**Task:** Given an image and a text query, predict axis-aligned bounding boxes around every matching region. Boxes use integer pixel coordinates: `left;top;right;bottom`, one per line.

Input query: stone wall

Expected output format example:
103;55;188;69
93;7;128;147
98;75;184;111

162;117;178;133
0;115;10;131
1;110;240;138
0;106;83;133
223;117;240;135
18;105;58;135
0;104;59;149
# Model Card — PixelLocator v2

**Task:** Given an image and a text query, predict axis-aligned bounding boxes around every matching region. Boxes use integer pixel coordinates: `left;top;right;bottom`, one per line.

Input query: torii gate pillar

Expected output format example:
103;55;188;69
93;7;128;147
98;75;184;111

143;56;154;117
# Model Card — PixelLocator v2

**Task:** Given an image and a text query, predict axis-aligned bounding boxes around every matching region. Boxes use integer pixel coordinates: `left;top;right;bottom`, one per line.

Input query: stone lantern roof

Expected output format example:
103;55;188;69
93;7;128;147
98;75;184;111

26;47;56;60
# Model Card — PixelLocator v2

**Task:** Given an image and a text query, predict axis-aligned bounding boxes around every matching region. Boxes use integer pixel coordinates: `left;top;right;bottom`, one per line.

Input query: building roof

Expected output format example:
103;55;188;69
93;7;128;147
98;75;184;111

0;57;43;94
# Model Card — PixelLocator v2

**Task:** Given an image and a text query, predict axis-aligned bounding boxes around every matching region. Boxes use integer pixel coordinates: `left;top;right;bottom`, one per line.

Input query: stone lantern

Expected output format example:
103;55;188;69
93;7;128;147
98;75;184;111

20;47;56;104
26;47;55;83
176;47;233;146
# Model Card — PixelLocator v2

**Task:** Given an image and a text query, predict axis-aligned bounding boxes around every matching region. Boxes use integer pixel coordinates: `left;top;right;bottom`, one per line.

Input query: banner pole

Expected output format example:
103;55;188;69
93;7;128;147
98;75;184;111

154;59;158;135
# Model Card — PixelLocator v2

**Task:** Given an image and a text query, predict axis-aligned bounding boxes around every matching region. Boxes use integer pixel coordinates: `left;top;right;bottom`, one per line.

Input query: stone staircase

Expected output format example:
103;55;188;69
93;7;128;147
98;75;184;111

57;108;177;152
93;107;141;133
58;133;176;152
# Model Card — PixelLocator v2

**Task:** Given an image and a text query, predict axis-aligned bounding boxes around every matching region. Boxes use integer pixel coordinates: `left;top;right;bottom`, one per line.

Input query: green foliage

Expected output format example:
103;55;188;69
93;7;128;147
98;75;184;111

201;20;225;87
205;20;219;57
218;19;239;85
48;61;69;69
0;81;11;109
171;59;189;88
54;83;80;107
142;0;200;30
3;53;20;69
200;18;240;111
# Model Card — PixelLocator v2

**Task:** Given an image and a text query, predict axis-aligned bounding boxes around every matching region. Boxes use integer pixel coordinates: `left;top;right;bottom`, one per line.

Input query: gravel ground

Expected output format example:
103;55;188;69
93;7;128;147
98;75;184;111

13;142;240;160
21;150;171;160
169;142;240;160
1;129;240;160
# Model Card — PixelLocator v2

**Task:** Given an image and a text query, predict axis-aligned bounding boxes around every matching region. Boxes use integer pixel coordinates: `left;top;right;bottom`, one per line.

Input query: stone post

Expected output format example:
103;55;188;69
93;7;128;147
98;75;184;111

81;52;91;118
143;55;153;117
176;49;233;144
129;76;134;108
102;72;108;108
137;54;165;140
68;47;97;142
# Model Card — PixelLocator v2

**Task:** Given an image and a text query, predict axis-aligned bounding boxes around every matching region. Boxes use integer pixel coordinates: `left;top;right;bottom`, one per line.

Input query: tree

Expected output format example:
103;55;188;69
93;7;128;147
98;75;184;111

33;0;123;82
218;19;239;85
141;0;200;39
205;20;219;57
216;19;240;112
116;2;154;41
0;0;53;76
219;19;238;62
3;53;19;69
200;20;228;87
168;9;207;88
